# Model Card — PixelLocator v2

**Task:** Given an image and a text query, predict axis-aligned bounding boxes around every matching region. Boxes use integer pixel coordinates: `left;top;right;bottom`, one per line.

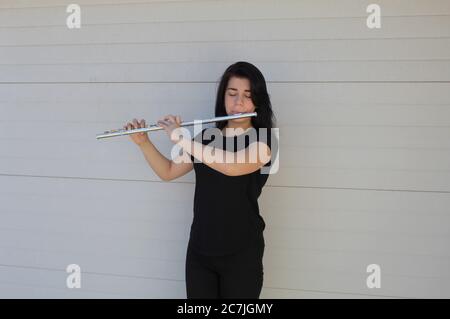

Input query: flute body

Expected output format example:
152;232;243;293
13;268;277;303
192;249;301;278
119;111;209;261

96;112;257;140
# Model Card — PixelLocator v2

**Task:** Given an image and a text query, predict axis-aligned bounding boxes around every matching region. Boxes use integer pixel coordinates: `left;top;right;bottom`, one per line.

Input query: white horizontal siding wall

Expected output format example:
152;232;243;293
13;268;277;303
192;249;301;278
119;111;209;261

0;0;449;298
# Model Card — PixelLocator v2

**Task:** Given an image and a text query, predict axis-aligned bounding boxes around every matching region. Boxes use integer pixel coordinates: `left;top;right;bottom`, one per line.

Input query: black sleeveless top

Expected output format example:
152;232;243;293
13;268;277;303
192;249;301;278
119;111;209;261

188;127;277;256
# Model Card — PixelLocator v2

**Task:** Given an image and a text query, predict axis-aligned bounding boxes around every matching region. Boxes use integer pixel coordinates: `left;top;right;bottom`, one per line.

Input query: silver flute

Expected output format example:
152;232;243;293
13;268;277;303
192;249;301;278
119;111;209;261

96;112;257;140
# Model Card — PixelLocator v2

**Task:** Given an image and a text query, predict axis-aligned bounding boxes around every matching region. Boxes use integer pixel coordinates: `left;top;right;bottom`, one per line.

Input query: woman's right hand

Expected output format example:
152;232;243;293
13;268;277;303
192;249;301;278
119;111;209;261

124;118;151;146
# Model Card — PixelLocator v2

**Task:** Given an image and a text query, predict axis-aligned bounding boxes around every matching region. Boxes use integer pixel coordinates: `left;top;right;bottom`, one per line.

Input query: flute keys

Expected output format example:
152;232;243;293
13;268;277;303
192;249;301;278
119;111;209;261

104;129;121;134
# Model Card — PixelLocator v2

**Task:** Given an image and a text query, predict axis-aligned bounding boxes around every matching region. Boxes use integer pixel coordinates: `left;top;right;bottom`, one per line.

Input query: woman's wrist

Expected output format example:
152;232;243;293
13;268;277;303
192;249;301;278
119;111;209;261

138;139;152;148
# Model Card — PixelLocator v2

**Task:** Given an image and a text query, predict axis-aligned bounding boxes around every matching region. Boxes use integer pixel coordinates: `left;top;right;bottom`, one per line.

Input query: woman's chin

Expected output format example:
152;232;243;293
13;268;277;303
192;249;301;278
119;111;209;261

228;118;247;123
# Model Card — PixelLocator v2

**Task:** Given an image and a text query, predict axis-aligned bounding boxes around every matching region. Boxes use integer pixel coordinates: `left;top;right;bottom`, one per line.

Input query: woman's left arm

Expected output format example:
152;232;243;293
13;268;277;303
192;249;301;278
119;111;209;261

176;137;271;176
157;114;271;176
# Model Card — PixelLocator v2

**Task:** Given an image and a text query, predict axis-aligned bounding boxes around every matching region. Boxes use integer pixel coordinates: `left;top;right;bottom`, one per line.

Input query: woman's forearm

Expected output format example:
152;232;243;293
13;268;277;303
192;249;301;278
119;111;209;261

175;136;269;177
138;140;172;181
176;137;232;176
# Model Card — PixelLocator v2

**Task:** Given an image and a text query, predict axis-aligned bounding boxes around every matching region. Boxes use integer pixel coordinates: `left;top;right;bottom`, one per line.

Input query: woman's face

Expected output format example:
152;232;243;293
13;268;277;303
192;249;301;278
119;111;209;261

223;76;256;128
224;76;256;116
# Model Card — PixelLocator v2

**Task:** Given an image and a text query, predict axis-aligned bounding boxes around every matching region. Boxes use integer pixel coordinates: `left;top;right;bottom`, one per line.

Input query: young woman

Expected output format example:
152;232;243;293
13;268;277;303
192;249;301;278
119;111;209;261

124;61;276;298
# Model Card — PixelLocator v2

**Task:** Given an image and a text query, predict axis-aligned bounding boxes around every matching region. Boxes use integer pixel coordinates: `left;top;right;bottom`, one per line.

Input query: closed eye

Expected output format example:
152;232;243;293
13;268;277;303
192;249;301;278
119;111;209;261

228;93;251;98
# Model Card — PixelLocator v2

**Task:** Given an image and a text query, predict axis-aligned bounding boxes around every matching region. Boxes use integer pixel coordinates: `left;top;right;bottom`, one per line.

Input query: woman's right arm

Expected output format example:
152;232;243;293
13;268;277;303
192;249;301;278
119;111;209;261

124;118;193;181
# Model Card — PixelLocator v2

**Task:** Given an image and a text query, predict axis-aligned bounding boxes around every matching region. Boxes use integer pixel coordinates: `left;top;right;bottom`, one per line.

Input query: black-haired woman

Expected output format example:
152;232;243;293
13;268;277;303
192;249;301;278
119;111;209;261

124;61;277;299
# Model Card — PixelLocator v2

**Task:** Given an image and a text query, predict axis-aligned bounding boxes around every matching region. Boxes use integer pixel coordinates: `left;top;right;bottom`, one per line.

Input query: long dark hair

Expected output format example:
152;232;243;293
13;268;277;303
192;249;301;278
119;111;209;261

214;61;276;130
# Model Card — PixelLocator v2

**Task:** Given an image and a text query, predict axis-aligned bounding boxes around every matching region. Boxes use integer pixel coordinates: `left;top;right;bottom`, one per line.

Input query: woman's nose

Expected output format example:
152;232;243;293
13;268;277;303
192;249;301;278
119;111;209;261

235;95;244;105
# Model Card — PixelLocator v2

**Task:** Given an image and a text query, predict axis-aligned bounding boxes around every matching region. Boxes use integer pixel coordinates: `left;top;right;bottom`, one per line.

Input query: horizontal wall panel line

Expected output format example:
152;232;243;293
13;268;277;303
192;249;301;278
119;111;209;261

1;173;450;194
1;81;450;84
264;285;408;299
0;263;411;299
2;15;450;29
0;263;184;282
0;0;449;14
0;13;448;22
0;0;206;10
2;241;449;261
2;36;450;48
2;223;448;241
3;59;450;65
3;123;450;130
1;102;449;106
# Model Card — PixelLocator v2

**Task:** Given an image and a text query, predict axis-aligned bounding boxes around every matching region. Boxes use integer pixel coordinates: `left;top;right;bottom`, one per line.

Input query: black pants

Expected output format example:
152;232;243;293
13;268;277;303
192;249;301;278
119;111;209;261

185;234;265;299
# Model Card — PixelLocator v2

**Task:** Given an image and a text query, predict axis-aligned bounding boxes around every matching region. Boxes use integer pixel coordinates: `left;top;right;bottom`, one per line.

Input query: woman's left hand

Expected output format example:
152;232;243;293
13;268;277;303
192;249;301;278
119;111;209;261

157;114;183;143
